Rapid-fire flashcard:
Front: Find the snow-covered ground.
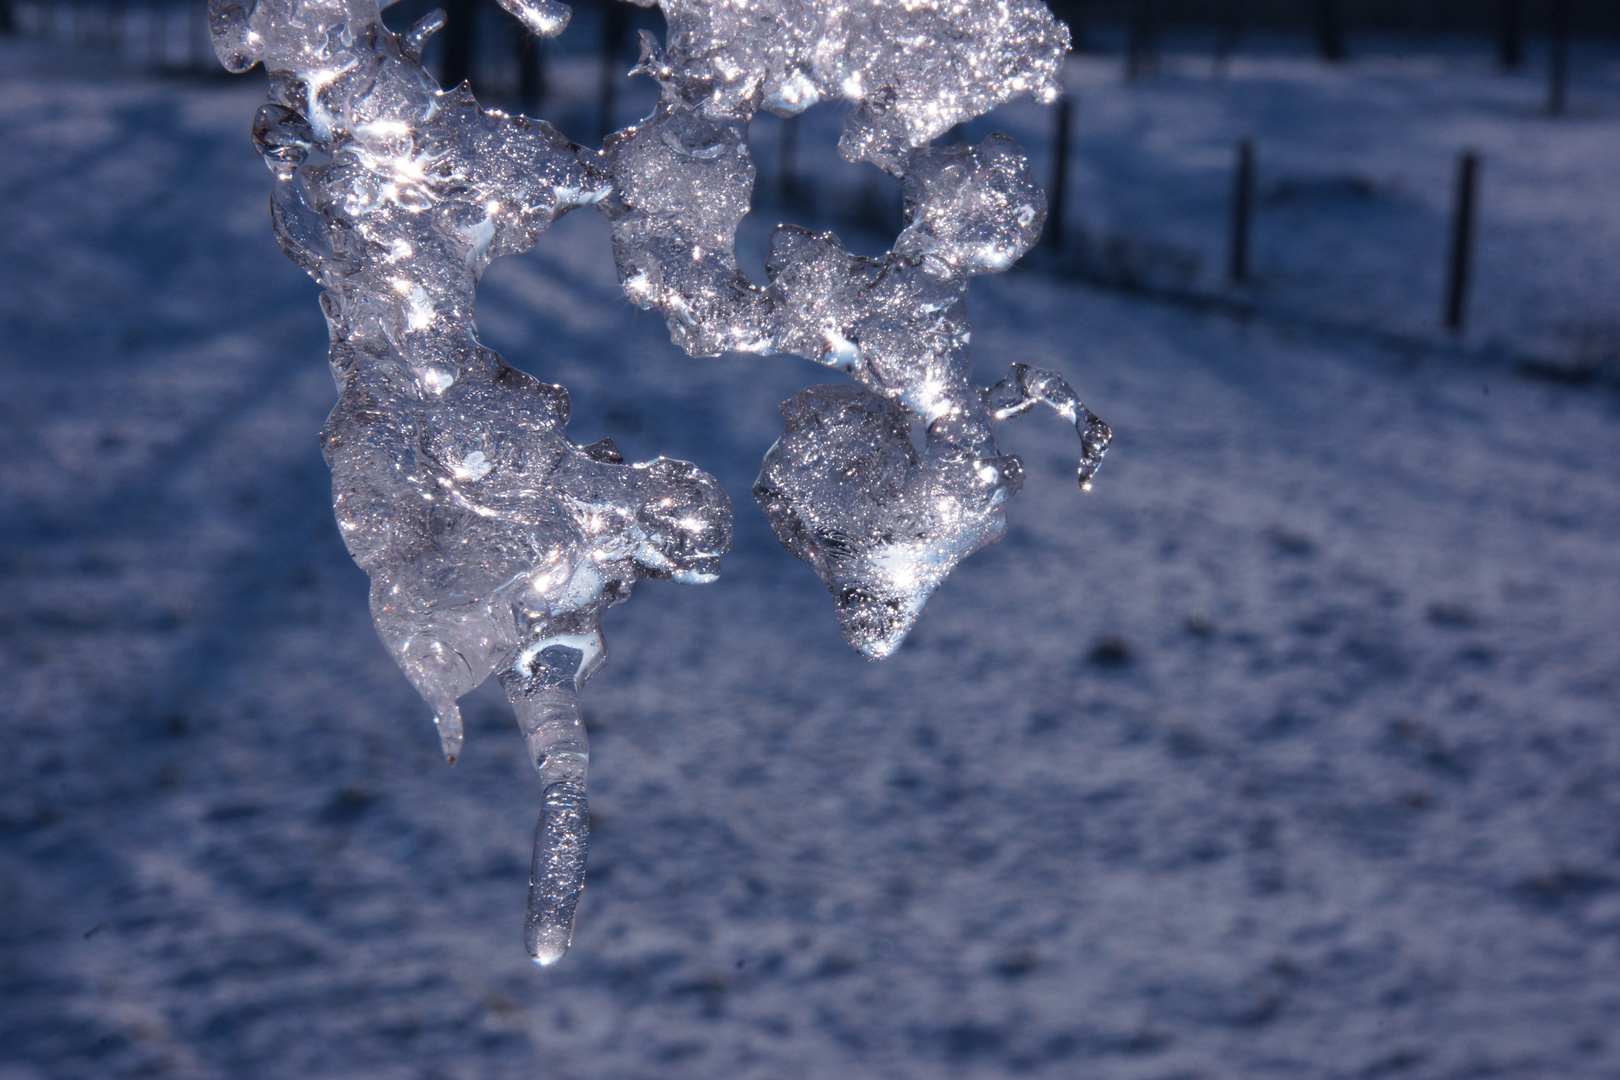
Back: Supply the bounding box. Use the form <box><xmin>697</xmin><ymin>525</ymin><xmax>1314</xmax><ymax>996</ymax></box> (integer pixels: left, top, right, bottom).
<box><xmin>3</xmin><ymin>31</ymin><xmax>1620</xmax><ymax>1080</ymax></box>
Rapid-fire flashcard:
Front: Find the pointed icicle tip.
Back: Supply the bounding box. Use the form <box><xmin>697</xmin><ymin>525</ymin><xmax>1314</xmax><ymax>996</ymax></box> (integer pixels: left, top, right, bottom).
<box><xmin>529</xmin><ymin>933</ymin><xmax>571</xmax><ymax>967</ymax></box>
<box><xmin>496</xmin><ymin>0</ymin><xmax>571</xmax><ymax>38</ymax></box>
<box><xmin>434</xmin><ymin>704</ymin><xmax>465</xmax><ymax>766</ymax></box>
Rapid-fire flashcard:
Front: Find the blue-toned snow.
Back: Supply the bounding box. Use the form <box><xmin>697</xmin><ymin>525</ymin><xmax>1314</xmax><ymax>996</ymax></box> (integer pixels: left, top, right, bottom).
<box><xmin>2</xmin><ymin>31</ymin><xmax>1620</xmax><ymax>1080</ymax></box>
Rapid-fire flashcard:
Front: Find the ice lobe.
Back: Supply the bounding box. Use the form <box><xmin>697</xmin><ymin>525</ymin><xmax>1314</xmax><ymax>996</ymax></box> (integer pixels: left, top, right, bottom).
<box><xmin>496</xmin><ymin>0</ymin><xmax>572</xmax><ymax>38</ymax></box>
<box><xmin>639</xmin><ymin>0</ymin><xmax>1069</xmax><ymax>165</ymax></box>
<box><xmin>210</xmin><ymin>0</ymin><xmax>732</xmax><ymax>965</ymax></box>
<box><xmin>601</xmin><ymin>0</ymin><xmax>1110</xmax><ymax>657</ymax></box>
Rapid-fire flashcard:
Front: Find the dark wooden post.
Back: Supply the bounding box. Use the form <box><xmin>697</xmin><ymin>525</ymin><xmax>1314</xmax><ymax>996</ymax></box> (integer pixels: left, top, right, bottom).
<box><xmin>779</xmin><ymin>114</ymin><xmax>798</xmax><ymax>205</ymax></box>
<box><xmin>150</xmin><ymin>2</ymin><xmax>166</xmax><ymax>65</ymax></box>
<box><xmin>1497</xmin><ymin>0</ymin><xmax>1522</xmax><ymax>69</ymax></box>
<box><xmin>516</xmin><ymin>23</ymin><xmax>544</xmax><ymax>110</ymax></box>
<box><xmin>1444</xmin><ymin>151</ymin><xmax>1479</xmax><ymax>334</ymax></box>
<box><xmin>1046</xmin><ymin>94</ymin><xmax>1073</xmax><ymax>251</ymax></box>
<box><xmin>1125</xmin><ymin>0</ymin><xmax>1159</xmax><ymax>80</ymax></box>
<box><xmin>0</xmin><ymin>0</ymin><xmax>14</xmax><ymax>36</ymax></box>
<box><xmin>1066</xmin><ymin>0</ymin><xmax>1088</xmax><ymax>53</ymax></box>
<box><xmin>111</xmin><ymin>0</ymin><xmax>127</xmax><ymax>56</ymax></box>
<box><xmin>597</xmin><ymin>1</ymin><xmax>629</xmax><ymax>143</ymax></box>
<box><xmin>440</xmin><ymin>0</ymin><xmax>477</xmax><ymax>92</ymax></box>
<box><xmin>190</xmin><ymin>0</ymin><xmax>209</xmax><ymax>70</ymax></box>
<box><xmin>1315</xmin><ymin>0</ymin><xmax>1345</xmax><ymax>62</ymax></box>
<box><xmin>1547</xmin><ymin>0</ymin><xmax>1570</xmax><ymax>116</ymax></box>
<box><xmin>1228</xmin><ymin>137</ymin><xmax>1254</xmax><ymax>284</ymax></box>
<box><xmin>1213</xmin><ymin>0</ymin><xmax>1243</xmax><ymax>77</ymax></box>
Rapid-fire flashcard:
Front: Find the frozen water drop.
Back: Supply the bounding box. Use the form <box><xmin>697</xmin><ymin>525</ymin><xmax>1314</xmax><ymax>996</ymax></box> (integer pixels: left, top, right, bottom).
<box><xmin>497</xmin><ymin>0</ymin><xmax>571</xmax><ymax>38</ymax></box>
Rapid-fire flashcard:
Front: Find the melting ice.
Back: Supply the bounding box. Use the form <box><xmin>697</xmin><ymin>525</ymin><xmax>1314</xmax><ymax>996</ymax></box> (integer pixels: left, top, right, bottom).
<box><xmin>210</xmin><ymin>0</ymin><xmax>1108</xmax><ymax>965</ymax></box>
<box><xmin>596</xmin><ymin>5</ymin><xmax>1111</xmax><ymax>658</ymax></box>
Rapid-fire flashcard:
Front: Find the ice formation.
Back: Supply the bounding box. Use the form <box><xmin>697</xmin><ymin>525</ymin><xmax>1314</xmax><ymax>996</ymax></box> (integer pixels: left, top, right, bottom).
<box><xmin>209</xmin><ymin>0</ymin><xmax>732</xmax><ymax>965</ymax></box>
<box><xmin>211</xmin><ymin>0</ymin><xmax>1107</xmax><ymax>965</ymax></box>
<box><xmin>597</xmin><ymin>0</ymin><xmax>1111</xmax><ymax>657</ymax></box>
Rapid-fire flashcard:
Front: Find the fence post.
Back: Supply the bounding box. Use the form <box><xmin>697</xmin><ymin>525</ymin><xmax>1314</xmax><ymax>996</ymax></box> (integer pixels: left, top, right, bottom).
<box><xmin>149</xmin><ymin>2</ymin><xmax>165</xmax><ymax>65</ymax></box>
<box><xmin>440</xmin><ymin>0</ymin><xmax>477</xmax><ymax>92</ymax></box>
<box><xmin>1315</xmin><ymin>0</ymin><xmax>1345</xmax><ymax>62</ymax></box>
<box><xmin>597</xmin><ymin>1</ymin><xmax>629</xmax><ymax>143</ymax></box>
<box><xmin>1213</xmin><ymin>0</ymin><xmax>1243</xmax><ymax>77</ymax></box>
<box><xmin>1125</xmin><ymin>0</ymin><xmax>1159</xmax><ymax>80</ymax></box>
<box><xmin>1547</xmin><ymin>0</ymin><xmax>1570</xmax><ymax>116</ymax></box>
<box><xmin>190</xmin><ymin>1</ymin><xmax>209</xmax><ymax>70</ymax></box>
<box><xmin>516</xmin><ymin>23</ymin><xmax>544</xmax><ymax>111</ymax></box>
<box><xmin>1444</xmin><ymin>151</ymin><xmax>1479</xmax><ymax>334</ymax></box>
<box><xmin>779</xmin><ymin>114</ymin><xmax>798</xmax><ymax>205</ymax></box>
<box><xmin>1497</xmin><ymin>0</ymin><xmax>1522</xmax><ymax>69</ymax></box>
<box><xmin>1067</xmin><ymin>2</ymin><xmax>1087</xmax><ymax>53</ymax></box>
<box><xmin>1228</xmin><ymin>137</ymin><xmax>1254</xmax><ymax>284</ymax></box>
<box><xmin>1046</xmin><ymin>94</ymin><xmax>1072</xmax><ymax>251</ymax></box>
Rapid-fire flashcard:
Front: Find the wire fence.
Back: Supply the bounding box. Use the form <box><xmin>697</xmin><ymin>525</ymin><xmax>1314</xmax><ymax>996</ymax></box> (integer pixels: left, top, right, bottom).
<box><xmin>5</xmin><ymin>0</ymin><xmax>1617</xmax><ymax>374</ymax></box>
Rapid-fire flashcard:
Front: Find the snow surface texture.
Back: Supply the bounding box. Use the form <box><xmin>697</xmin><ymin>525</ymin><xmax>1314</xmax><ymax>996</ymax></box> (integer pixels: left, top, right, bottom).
<box><xmin>5</xmin><ymin>33</ymin><xmax>1620</xmax><ymax>1080</ymax></box>
<box><xmin>207</xmin><ymin>0</ymin><xmax>1108</xmax><ymax>964</ymax></box>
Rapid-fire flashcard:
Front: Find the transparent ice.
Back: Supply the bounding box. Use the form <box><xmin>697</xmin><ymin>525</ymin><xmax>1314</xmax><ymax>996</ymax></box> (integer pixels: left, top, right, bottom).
<box><xmin>596</xmin><ymin>1</ymin><xmax>1111</xmax><ymax>657</ymax></box>
<box><xmin>211</xmin><ymin>0</ymin><xmax>1108</xmax><ymax>965</ymax></box>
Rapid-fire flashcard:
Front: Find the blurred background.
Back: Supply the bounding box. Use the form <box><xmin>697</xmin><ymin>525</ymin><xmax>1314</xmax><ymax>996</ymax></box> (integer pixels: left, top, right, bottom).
<box><xmin>2</xmin><ymin>2</ymin><xmax>1618</xmax><ymax>1078</ymax></box>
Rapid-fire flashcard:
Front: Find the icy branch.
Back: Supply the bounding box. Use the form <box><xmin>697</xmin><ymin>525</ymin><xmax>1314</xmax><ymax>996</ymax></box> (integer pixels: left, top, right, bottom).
<box><xmin>210</xmin><ymin>0</ymin><xmax>731</xmax><ymax>964</ymax></box>
<box><xmin>211</xmin><ymin>0</ymin><xmax>1110</xmax><ymax>964</ymax></box>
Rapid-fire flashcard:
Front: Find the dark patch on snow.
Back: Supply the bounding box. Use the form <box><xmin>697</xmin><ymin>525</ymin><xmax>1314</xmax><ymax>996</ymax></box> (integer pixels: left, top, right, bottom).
<box><xmin>1514</xmin><ymin>867</ymin><xmax>1615</xmax><ymax>910</ymax></box>
<box><xmin>1425</xmin><ymin>601</ymin><xmax>1479</xmax><ymax>628</ymax></box>
<box><xmin>1266</xmin><ymin>526</ymin><xmax>1316</xmax><ymax>557</ymax></box>
<box><xmin>1088</xmin><ymin>635</ymin><xmax>1134</xmax><ymax>667</ymax></box>
<box><xmin>318</xmin><ymin>786</ymin><xmax>376</xmax><ymax>824</ymax></box>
